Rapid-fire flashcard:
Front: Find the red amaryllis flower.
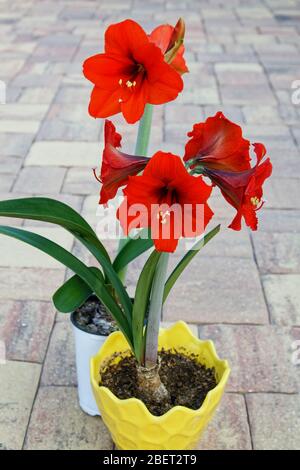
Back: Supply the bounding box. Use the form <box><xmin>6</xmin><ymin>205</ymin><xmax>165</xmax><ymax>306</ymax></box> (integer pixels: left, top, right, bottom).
<box><xmin>83</xmin><ymin>19</ymin><xmax>184</xmax><ymax>124</ymax></box>
<box><xmin>149</xmin><ymin>18</ymin><xmax>188</xmax><ymax>75</ymax></box>
<box><xmin>94</xmin><ymin>120</ymin><xmax>149</xmax><ymax>204</ymax></box>
<box><xmin>117</xmin><ymin>152</ymin><xmax>213</xmax><ymax>252</ymax></box>
<box><xmin>204</xmin><ymin>143</ymin><xmax>272</xmax><ymax>231</ymax></box>
<box><xmin>184</xmin><ymin>112</ymin><xmax>251</xmax><ymax>172</ymax></box>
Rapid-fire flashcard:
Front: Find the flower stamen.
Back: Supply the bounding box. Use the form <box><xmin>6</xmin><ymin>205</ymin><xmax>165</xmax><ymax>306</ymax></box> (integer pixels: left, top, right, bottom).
<box><xmin>119</xmin><ymin>77</ymin><xmax>137</xmax><ymax>89</ymax></box>
<box><xmin>251</xmin><ymin>196</ymin><xmax>260</xmax><ymax>207</ymax></box>
<box><xmin>157</xmin><ymin>210</ymin><xmax>170</xmax><ymax>225</ymax></box>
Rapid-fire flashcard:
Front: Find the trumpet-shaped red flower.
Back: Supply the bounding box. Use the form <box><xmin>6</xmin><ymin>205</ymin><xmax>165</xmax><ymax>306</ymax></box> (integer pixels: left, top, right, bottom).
<box><xmin>184</xmin><ymin>112</ymin><xmax>251</xmax><ymax>172</ymax></box>
<box><xmin>94</xmin><ymin>120</ymin><xmax>149</xmax><ymax>205</ymax></box>
<box><xmin>149</xmin><ymin>18</ymin><xmax>188</xmax><ymax>75</ymax></box>
<box><xmin>204</xmin><ymin>143</ymin><xmax>272</xmax><ymax>231</ymax></box>
<box><xmin>83</xmin><ymin>19</ymin><xmax>184</xmax><ymax>124</ymax></box>
<box><xmin>183</xmin><ymin>112</ymin><xmax>272</xmax><ymax>230</ymax></box>
<box><xmin>117</xmin><ymin>152</ymin><xmax>213</xmax><ymax>252</ymax></box>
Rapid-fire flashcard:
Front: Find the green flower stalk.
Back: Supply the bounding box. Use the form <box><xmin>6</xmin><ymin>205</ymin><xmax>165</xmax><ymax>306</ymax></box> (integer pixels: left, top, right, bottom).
<box><xmin>117</xmin><ymin>105</ymin><xmax>153</xmax><ymax>282</ymax></box>
<box><xmin>145</xmin><ymin>252</ymin><xmax>169</xmax><ymax>368</ymax></box>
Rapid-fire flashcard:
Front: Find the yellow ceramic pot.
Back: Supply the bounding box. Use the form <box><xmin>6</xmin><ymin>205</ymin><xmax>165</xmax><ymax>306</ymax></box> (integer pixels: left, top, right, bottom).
<box><xmin>90</xmin><ymin>321</ymin><xmax>230</xmax><ymax>450</ymax></box>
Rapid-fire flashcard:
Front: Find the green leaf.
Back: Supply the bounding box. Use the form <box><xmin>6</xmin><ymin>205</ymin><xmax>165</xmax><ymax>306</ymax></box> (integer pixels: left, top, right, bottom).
<box><xmin>0</xmin><ymin>197</ymin><xmax>109</xmax><ymax>259</ymax></box>
<box><xmin>91</xmin><ymin>248</ymin><xmax>133</xmax><ymax>326</ymax></box>
<box><xmin>132</xmin><ymin>250</ymin><xmax>161</xmax><ymax>364</ymax></box>
<box><xmin>0</xmin><ymin>225</ymin><xmax>133</xmax><ymax>349</ymax></box>
<box><xmin>163</xmin><ymin>225</ymin><xmax>221</xmax><ymax>302</ymax></box>
<box><xmin>113</xmin><ymin>228</ymin><xmax>153</xmax><ymax>275</ymax></box>
<box><xmin>53</xmin><ymin>267</ymin><xmax>103</xmax><ymax>313</ymax></box>
<box><xmin>0</xmin><ymin>197</ymin><xmax>133</xmax><ymax>326</ymax></box>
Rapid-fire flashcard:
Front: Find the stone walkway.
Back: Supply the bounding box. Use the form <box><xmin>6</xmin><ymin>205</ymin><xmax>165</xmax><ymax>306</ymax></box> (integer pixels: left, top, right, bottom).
<box><xmin>0</xmin><ymin>0</ymin><xmax>300</xmax><ymax>450</ymax></box>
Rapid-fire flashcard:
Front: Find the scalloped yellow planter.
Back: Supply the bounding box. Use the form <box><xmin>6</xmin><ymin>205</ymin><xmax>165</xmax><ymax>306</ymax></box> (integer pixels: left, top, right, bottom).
<box><xmin>90</xmin><ymin>321</ymin><xmax>230</xmax><ymax>450</ymax></box>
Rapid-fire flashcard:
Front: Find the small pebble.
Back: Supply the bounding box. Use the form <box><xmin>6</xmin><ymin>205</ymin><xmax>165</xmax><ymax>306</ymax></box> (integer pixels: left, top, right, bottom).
<box><xmin>73</xmin><ymin>297</ymin><xmax>118</xmax><ymax>335</ymax></box>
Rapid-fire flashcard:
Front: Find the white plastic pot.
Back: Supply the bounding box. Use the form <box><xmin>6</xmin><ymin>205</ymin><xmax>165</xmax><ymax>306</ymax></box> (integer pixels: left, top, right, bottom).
<box><xmin>71</xmin><ymin>312</ymin><xmax>107</xmax><ymax>416</ymax></box>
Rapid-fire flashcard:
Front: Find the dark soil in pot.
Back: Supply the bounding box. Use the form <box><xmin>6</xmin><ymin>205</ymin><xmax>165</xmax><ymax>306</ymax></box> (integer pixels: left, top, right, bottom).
<box><xmin>100</xmin><ymin>350</ymin><xmax>217</xmax><ymax>416</ymax></box>
<box><xmin>72</xmin><ymin>295</ymin><xmax>118</xmax><ymax>336</ymax></box>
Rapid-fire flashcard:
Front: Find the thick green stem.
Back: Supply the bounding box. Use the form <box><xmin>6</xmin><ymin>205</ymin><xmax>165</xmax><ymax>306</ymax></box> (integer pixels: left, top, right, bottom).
<box><xmin>144</xmin><ymin>252</ymin><xmax>169</xmax><ymax>368</ymax></box>
<box><xmin>117</xmin><ymin>104</ymin><xmax>153</xmax><ymax>282</ymax></box>
<box><xmin>134</xmin><ymin>104</ymin><xmax>153</xmax><ymax>156</ymax></box>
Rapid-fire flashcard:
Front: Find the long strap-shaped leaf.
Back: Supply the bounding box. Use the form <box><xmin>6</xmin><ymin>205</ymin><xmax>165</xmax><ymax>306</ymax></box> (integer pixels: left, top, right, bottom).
<box><xmin>132</xmin><ymin>250</ymin><xmax>161</xmax><ymax>364</ymax></box>
<box><xmin>0</xmin><ymin>198</ymin><xmax>132</xmax><ymax>324</ymax></box>
<box><xmin>163</xmin><ymin>224</ymin><xmax>221</xmax><ymax>302</ymax></box>
<box><xmin>0</xmin><ymin>225</ymin><xmax>133</xmax><ymax>349</ymax></box>
<box><xmin>0</xmin><ymin>197</ymin><xmax>108</xmax><ymax>256</ymax></box>
<box><xmin>53</xmin><ymin>267</ymin><xmax>102</xmax><ymax>313</ymax></box>
<box><xmin>113</xmin><ymin>228</ymin><xmax>153</xmax><ymax>276</ymax></box>
<box><xmin>55</xmin><ymin>229</ymin><xmax>154</xmax><ymax>313</ymax></box>
<box><xmin>89</xmin><ymin>243</ymin><xmax>133</xmax><ymax>325</ymax></box>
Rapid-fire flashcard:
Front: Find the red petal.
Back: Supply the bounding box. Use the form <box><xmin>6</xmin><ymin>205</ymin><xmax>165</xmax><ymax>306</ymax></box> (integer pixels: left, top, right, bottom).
<box><xmin>228</xmin><ymin>210</ymin><xmax>243</xmax><ymax>231</ymax></box>
<box><xmin>88</xmin><ymin>86</ymin><xmax>121</xmax><ymax>118</ymax></box>
<box><xmin>117</xmin><ymin>175</ymin><xmax>160</xmax><ymax>235</ymax></box>
<box><xmin>99</xmin><ymin>120</ymin><xmax>149</xmax><ymax>204</ymax></box>
<box><xmin>177</xmin><ymin>174</ymin><xmax>212</xmax><ymax>205</ymax></box>
<box><xmin>242</xmin><ymin>205</ymin><xmax>258</xmax><ymax>231</ymax></box>
<box><xmin>99</xmin><ymin>183</ymin><xmax>118</xmax><ymax>205</ymax></box>
<box><xmin>151</xmin><ymin>205</ymin><xmax>181</xmax><ymax>253</ymax></box>
<box><xmin>258</xmin><ymin>157</ymin><xmax>273</xmax><ymax>185</ymax></box>
<box><xmin>134</xmin><ymin>42</ymin><xmax>164</xmax><ymax>76</ymax></box>
<box><xmin>117</xmin><ymin>197</ymin><xmax>149</xmax><ymax>235</ymax></box>
<box><xmin>253</xmin><ymin>142</ymin><xmax>267</xmax><ymax>164</ymax></box>
<box><xmin>123</xmin><ymin>175</ymin><xmax>163</xmax><ymax>204</ymax></box>
<box><xmin>121</xmin><ymin>78</ymin><xmax>148</xmax><ymax>124</ymax></box>
<box><xmin>170</xmin><ymin>45</ymin><xmax>189</xmax><ymax>74</ymax></box>
<box><xmin>104</xmin><ymin>19</ymin><xmax>149</xmax><ymax>57</ymax></box>
<box><xmin>99</xmin><ymin>160</ymin><xmax>147</xmax><ymax>204</ymax></box>
<box><xmin>153</xmin><ymin>236</ymin><xmax>179</xmax><ymax>253</ymax></box>
<box><xmin>179</xmin><ymin>200</ymin><xmax>214</xmax><ymax>238</ymax></box>
<box><xmin>149</xmin><ymin>24</ymin><xmax>173</xmax><ymax>53</ymax></box>
<box><xmin>147</xmin><ymin>60</ymin><xmax>183</xmax><ymax>104</ymax></box>
<box><xmin>143</xmin><ymin>151</ymin><xmax>186</xmax><ymax>179</ymax></box>
<box><xmin>104</xmin><ymin>119</ymin><xmax>122</xmax><ymax>148</ymax></box>
<box><xmin>228</xmin><ymin>158</ymin><xmax>272</xmax><ymax>231</ymax></box>
<box><xmin>83</xmin><ymin>54</ymin><xmax>132</xmax><ymax>89</ymax></box>
<box><xmin>184</xmin><ymin>112</ymin><xmax>251</xmax><ymax>172</ymax></box>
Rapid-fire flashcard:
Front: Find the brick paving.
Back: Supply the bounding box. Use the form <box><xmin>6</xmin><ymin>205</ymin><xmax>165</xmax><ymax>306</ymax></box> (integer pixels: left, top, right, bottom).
<box><xmin>0</xmin><ymin>0</ymin><xmax>300</xmax><ymax>450</ymax></box>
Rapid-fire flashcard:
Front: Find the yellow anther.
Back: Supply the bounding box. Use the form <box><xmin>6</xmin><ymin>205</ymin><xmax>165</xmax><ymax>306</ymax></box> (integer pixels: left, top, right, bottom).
<box><xmin>251</xmin><ymin>196</ymin><xmax>260</xmax><ymax>207</ymax></box>
<box><xmin>118</xmin><ymin>98</ymin><xmax>122</xmax><ymax>103</ymax></box>
<box><xmin>126</xmin><ymin>80</ymin><xmax>133</xmax><ymax>88</ymax></box>
<box><xmin>133</xmin><ymin>81</ymin><xmax>136</xmax><ymax>86</ymax></box>
<box><xmin>119</xmin><ymin>78</ymin><xmax>122</xmax><ymax>85</ymax></box>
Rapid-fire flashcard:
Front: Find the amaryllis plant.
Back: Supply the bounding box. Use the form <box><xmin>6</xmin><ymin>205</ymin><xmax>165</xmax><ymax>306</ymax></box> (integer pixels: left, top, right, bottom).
<box><xmin>0</xmin><ymin>18</ymin><xmax>271</xmax><ymax>404</ymax></box>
